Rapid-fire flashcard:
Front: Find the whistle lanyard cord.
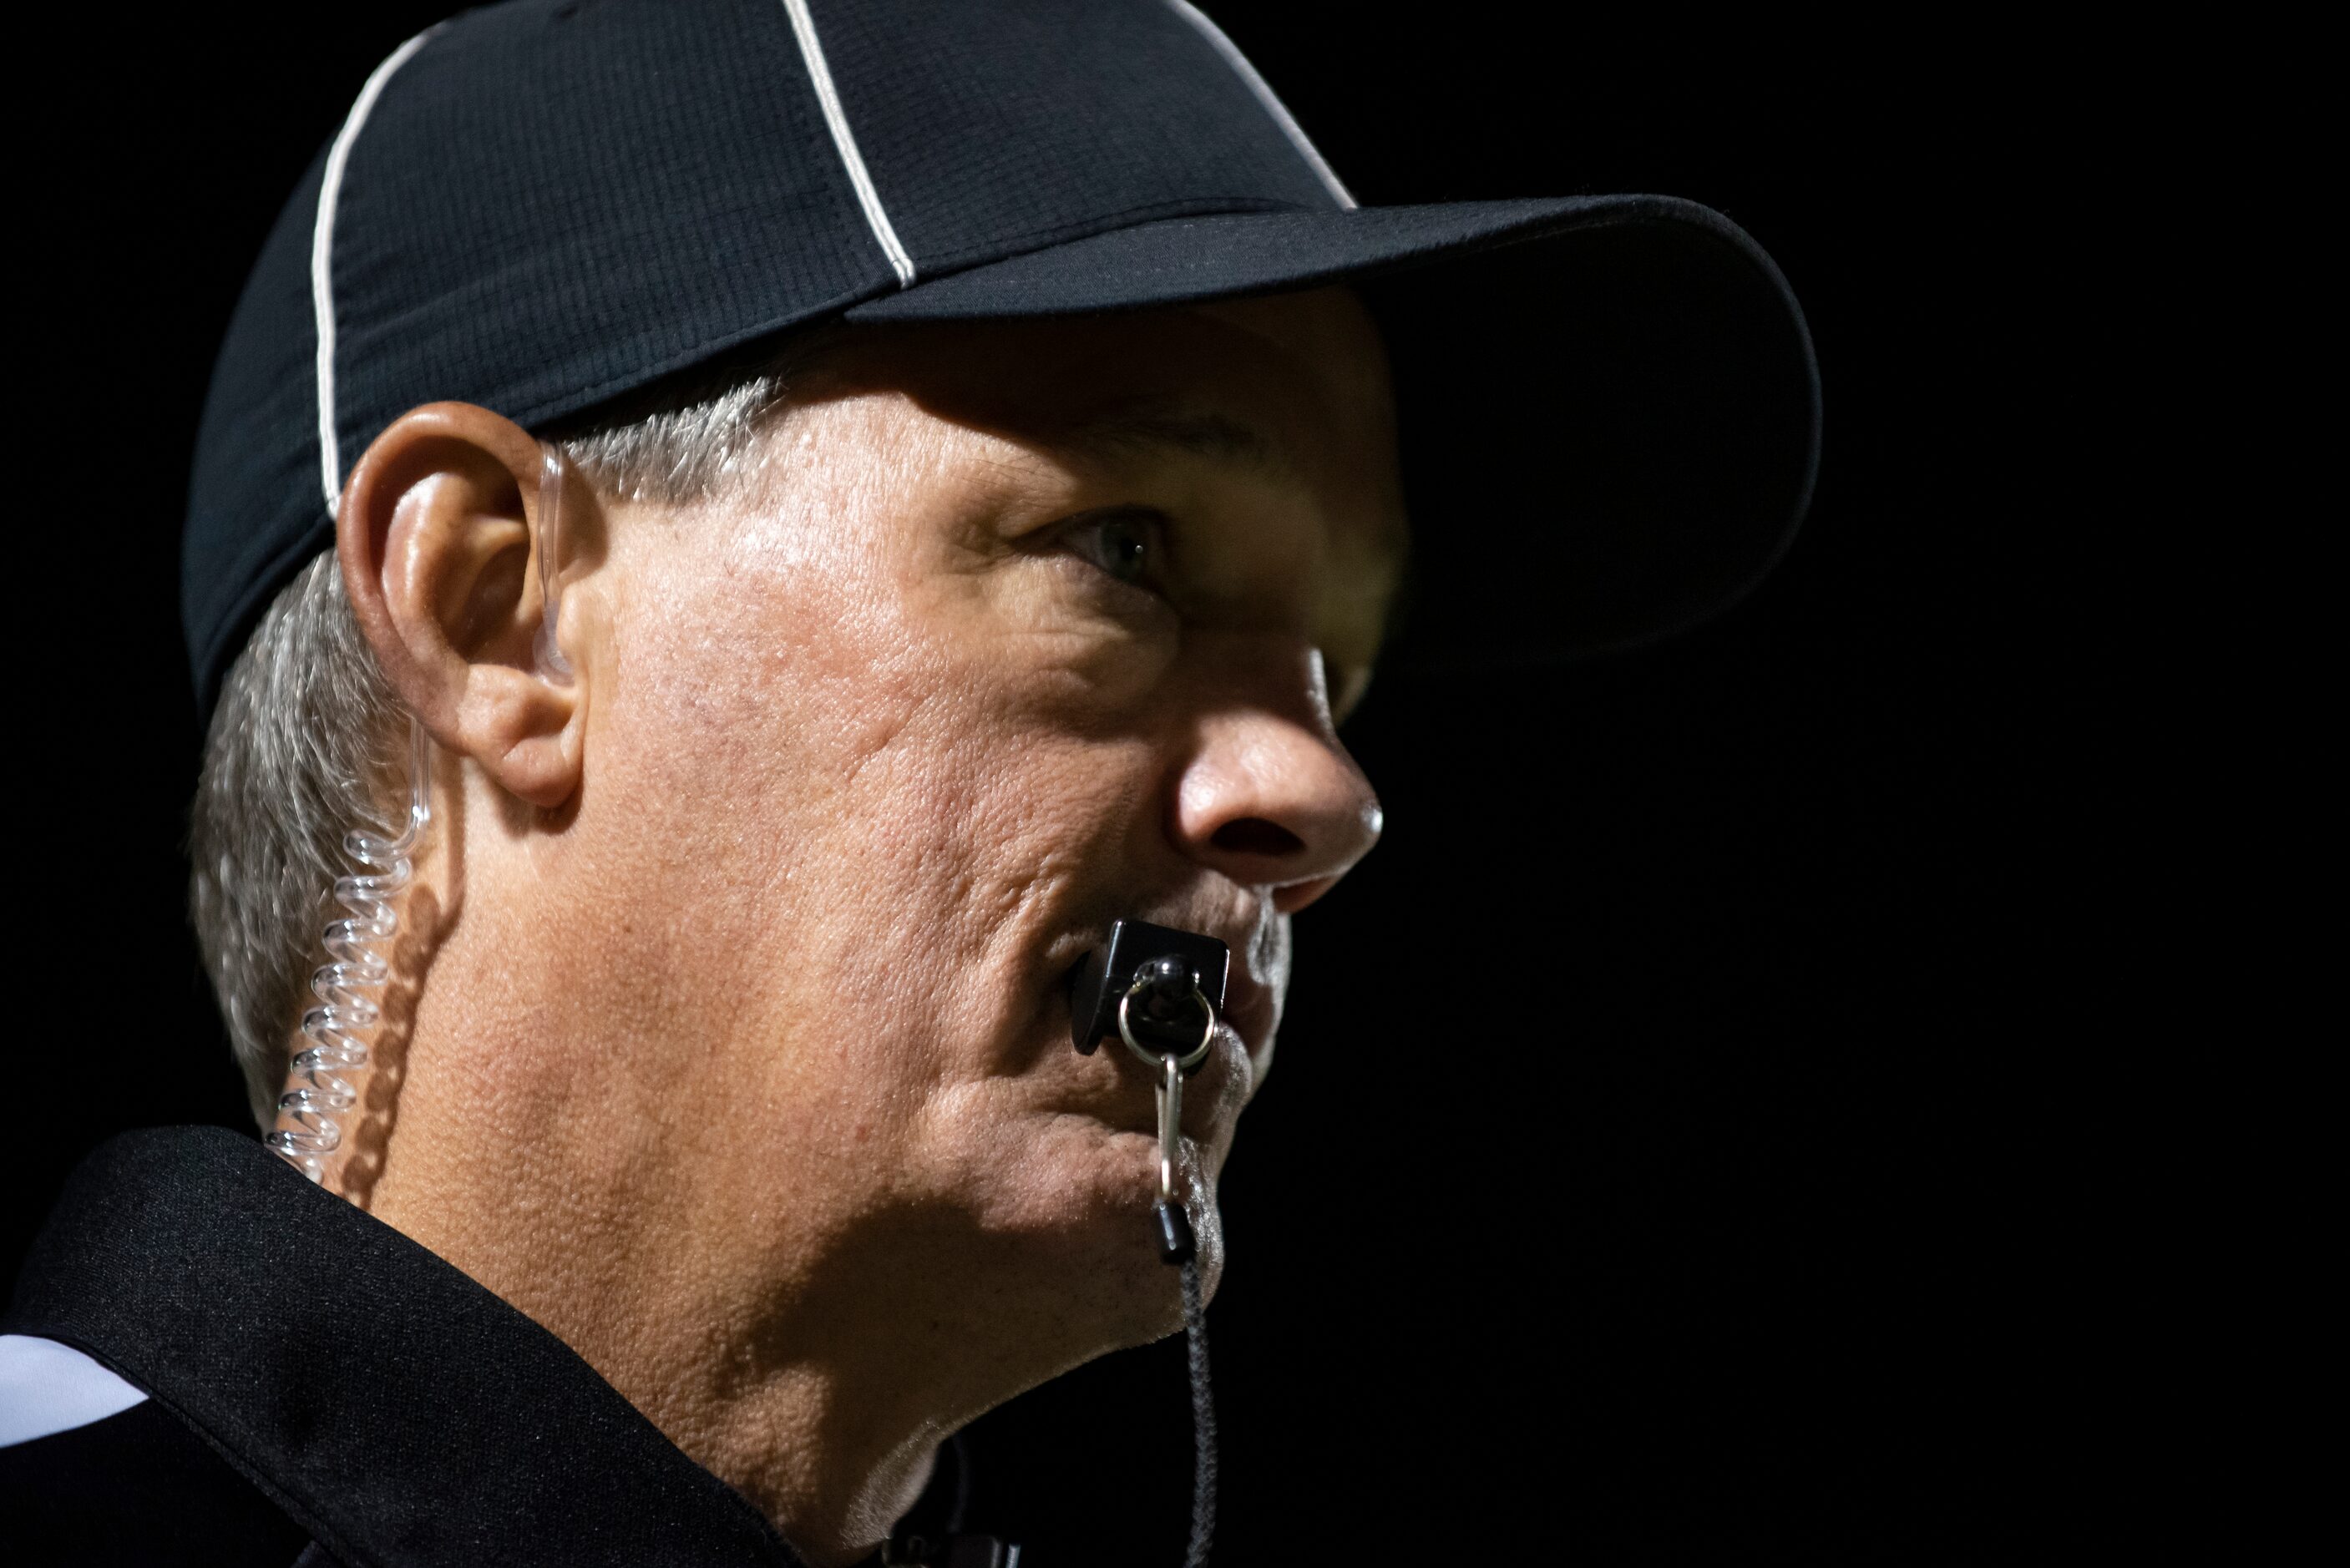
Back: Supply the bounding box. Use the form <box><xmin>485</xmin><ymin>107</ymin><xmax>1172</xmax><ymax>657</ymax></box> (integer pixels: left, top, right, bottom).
<box><xmin>1179</xmin><ymin>1258</ymin><xmax>1218</xmax><ymax>1568</ymax></box>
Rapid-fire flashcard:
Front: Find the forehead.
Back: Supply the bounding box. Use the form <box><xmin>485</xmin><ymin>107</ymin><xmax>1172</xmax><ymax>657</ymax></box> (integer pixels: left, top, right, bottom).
<box><xmin>809</xmin><ymin>288</ymin><xmax>1407</xmax><ymax>545</ymax></box>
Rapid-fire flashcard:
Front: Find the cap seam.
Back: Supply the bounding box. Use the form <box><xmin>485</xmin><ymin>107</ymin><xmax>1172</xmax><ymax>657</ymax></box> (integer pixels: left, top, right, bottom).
<box><xmin>910</xmin><ymin>194</ymin><xmax>1312</xmax><ymax>277</ymax></box>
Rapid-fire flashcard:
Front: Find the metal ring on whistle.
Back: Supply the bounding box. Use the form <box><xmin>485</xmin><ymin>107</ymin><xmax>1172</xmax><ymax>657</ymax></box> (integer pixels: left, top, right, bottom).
<box><xmin>1117</xmin><ymin>982</ymin><xmax>1217</xmax><ymax>1074</ymax></box>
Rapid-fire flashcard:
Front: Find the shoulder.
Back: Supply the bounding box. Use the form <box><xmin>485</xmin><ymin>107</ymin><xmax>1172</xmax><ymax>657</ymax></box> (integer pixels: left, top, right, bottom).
<box><xmin>1</xmin><ymin>1334</ymin><xmax>323</xmax><ymax>1567</ymax></box>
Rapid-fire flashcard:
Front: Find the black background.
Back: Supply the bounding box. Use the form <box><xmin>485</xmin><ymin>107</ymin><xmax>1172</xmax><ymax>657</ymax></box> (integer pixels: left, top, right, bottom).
<box><xmin>12</xmin><ymin>5</ymin><xmax>2161</xmax><ymax>1562</ymax></box>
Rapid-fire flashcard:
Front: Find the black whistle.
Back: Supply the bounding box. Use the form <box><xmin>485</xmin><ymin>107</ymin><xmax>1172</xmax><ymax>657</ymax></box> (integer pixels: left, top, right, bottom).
<box><xmin>1069</xmin><ymin>918</ymin><xmax>1230</xmax><ymax>1057</ymax></box>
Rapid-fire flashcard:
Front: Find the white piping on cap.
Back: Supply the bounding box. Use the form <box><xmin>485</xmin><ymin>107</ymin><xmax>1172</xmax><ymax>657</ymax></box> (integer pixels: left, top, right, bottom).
<box><xmin>313</xmin><ymin>26</ymin><xmax>444</xmax><ymax>512</ymax></box>
<box><xmin>1164</xmin><ymin>1</ymin><xmax>1356</xmax><ymax>211</ymax></box>
<box><xmin>779</xmin><ymin>0</ymin><xmax>918</xmax><ymax>287</ymax></box>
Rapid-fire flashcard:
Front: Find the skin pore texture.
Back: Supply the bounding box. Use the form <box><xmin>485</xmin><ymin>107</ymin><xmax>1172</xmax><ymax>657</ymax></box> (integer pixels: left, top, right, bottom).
<box><xmin>327</xmin><ymin>287</ymin><xmax>1404</xmax><ymax>1564</ymax></box>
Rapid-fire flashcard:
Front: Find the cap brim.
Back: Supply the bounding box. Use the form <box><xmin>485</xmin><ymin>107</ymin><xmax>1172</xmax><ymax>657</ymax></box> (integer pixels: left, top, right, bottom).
<box><xmin>848</xmin><ymin>194</ymin><xmax>1821</xmax><ymax>665</ymax></box>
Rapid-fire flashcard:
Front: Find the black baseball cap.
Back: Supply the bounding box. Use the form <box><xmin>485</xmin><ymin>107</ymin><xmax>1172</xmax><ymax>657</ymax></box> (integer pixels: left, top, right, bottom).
<box><xmin>184</xmin><ymin>0</ymin><xmax>1819</xmax><ymax>722</ymax></box>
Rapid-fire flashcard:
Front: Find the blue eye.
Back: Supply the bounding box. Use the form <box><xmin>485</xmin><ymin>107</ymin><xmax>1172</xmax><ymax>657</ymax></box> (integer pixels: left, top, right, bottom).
<box><xmin>1066</xmin><ymin>508</ymin><xmax>1162</xmax><ymax>585</ymax></box>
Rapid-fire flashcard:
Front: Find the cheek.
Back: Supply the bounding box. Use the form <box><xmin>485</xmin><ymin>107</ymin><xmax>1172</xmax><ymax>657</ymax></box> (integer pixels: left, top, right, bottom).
<box><xmin>573</xmin><ymin>524</ymin><xmax>945</xmax><ymax>1064</ymax></box>
<box><xmin>586</xmin><ymin>509</ymin><xmax>1166</xmax><ymax>1115</ymax></box>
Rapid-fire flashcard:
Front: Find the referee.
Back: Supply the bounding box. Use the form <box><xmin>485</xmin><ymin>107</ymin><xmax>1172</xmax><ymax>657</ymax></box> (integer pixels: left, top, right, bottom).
<box><xmin>0</xmin><ymin>3</ymin><xmax>1815</xmax><ymax>1563</ymax></box>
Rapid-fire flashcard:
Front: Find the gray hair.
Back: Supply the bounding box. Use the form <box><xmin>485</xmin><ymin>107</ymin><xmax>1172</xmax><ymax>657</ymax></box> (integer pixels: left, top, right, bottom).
<box><xmin>193</xmin><ymin>335</ymin><xmax>839</xmax><ymax>1126</ymax></box>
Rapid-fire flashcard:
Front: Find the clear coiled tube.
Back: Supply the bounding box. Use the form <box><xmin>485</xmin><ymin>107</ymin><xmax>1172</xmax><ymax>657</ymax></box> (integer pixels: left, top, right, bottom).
<box><xmin>266</xmin><ymin>443</ymin><xmax>569</xmax><ymax>1182</ymax></box>
<box><xmin>266</xmin><ymin>708</ymin><xmax>433</xmax><ymax>1183</ymax></box>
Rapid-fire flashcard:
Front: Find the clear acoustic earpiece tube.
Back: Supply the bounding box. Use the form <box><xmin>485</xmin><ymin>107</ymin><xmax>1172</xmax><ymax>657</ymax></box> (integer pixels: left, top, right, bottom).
<box><xmin>267</xmin><ymin>443</ymin><xmax>573</xmax><ymax>1183</ymax></box>
<box><xmin>266</xmin><ymin>713</ymin><xmax>432</xmax><ymax>1182</ymax></box>
<box><xmin>533</xmin><ymin>441</ymin><xmax>575</xmax><ymax>688</ymax></box>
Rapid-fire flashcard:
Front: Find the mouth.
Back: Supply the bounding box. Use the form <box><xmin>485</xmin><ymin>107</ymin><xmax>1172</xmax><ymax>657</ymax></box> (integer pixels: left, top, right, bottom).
<box><xmin>1053</xmin><ymin>922</ymin><xmax>1274</xmax><ymax>1139</ymax></box>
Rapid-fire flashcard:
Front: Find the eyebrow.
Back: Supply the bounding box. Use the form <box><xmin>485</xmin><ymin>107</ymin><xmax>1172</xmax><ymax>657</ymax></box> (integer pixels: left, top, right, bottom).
<box><xmin>1049</xmin><ymin>404</ymin><xmax>1295</xmax><ymax>479</ymax></box>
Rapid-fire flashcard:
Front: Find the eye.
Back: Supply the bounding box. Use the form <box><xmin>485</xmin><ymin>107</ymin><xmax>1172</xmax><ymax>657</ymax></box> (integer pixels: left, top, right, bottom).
<box><xmin>1059</xmin><ymin>507</ymin><xmax>1166</xmax><ymax>589</ymax></box>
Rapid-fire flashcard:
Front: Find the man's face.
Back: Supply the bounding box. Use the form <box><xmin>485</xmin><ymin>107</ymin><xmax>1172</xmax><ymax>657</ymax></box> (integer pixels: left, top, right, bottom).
<box><xmin>550</xmin><ymin>286</ymin><xmax>1400</xmax><ymax>1349</ymax></box>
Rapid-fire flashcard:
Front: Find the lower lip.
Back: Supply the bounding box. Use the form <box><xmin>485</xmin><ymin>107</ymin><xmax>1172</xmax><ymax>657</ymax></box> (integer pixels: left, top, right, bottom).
<box><xmin>1087</xmin><ymin>1025</ymin><xmax>1244</xmax><ymax>1138</ymax></box>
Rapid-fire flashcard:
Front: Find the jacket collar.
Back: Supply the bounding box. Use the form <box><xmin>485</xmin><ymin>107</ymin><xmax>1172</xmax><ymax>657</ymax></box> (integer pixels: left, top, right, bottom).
<box><xmin>5</xmin><ymin>1126</ymin><xmax>809</xmax><ymax>1566</ymax></box>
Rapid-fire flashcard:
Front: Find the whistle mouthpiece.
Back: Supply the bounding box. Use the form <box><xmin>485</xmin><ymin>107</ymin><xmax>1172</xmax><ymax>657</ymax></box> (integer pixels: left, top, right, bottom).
<box><xmin>1069</xmin><ymin>918</ymin><xmax>1230</xmax><ymax>1055</ymax></box>
<box><xmin>1153</xmin><ymin>1198</ymin><xmax>1197</xmax><ymax>1265</ymax></box>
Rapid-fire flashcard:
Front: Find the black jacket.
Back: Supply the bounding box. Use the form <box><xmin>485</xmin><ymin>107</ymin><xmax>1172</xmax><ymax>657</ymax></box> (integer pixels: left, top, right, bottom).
<box><xmin>1</xmin><ymin>1129</ymin><xmax>989</xmax><ymax>1567</ymax></box>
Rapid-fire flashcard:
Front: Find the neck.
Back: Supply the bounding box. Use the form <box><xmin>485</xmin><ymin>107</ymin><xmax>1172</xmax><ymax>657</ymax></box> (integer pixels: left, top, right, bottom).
<box><xmin>344</xmin><ymin>971</ymin><xmax>989</xmax><ymax>1564</ymax></box>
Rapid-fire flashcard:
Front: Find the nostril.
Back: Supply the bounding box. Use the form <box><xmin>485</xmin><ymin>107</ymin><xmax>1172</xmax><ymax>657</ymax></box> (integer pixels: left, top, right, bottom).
<box><xmin>1211</xmin><ymin>817</ymin><xmax>1306</xmax><ymax>857</ymax></box>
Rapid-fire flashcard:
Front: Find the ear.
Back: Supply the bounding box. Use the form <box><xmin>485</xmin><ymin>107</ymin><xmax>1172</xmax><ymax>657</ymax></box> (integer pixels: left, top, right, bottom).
<box><xmin>337</xmin><ymin>402</ymin><xmax>587</xmax><ymax>809</ymax></box>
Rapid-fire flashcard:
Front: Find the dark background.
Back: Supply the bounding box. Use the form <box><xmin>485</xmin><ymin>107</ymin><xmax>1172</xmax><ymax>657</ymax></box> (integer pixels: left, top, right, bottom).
<box><xmin>13</xmin><ymin>5</ymin><xmax>2161</xmax><ymax>1562</ymax></box>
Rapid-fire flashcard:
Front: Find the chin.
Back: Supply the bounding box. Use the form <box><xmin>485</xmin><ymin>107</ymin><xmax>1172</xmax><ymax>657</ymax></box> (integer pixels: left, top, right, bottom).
<box><xmin>960</xmin><ymin>1114</ymin><xmax>1227</xmax><ymax>1348</ymax></box>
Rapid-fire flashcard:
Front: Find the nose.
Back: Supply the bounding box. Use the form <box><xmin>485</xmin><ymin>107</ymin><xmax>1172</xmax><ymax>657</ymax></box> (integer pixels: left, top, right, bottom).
<box><xmin>1173</xmin><ymin>640</ymin><xmax>1383</xmax><ymax>914</ymax></box>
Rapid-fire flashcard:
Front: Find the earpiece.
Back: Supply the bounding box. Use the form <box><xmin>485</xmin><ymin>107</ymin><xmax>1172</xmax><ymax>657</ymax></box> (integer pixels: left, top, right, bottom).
<box><xmin>534</xmin><ymin>443</ymin><xmax>576</xmax><ymax>686</ymax></box>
